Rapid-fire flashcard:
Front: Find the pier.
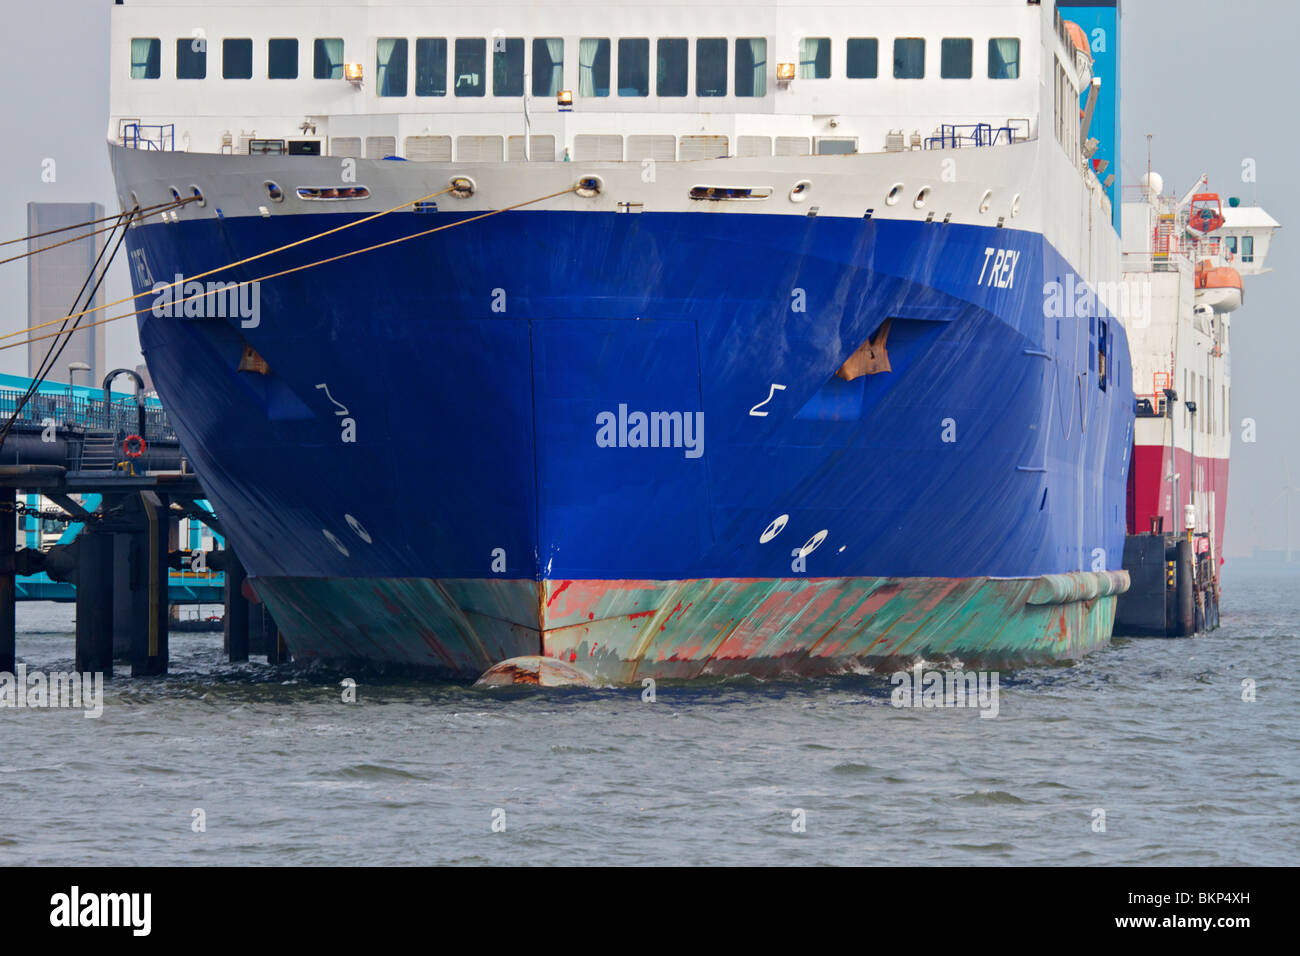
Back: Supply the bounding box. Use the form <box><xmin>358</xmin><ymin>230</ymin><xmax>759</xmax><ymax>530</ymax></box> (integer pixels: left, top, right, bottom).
<box><xmin>0</xmin><ymin>373</ymin><xmax>284</xmax><ymax>675</ymax></box>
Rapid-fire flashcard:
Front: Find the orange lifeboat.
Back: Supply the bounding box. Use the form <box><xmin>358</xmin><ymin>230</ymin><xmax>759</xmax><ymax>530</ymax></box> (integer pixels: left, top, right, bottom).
<box><xmin>1187</xmin><ymin>194</ymin><xmax>1225</xmax><ymax>238</ymax></box>
<box><xmin>1063</xmin><ymin>21</ymin><xmax>1093</xmax><ymax>62</ymax></box>
<box><xmin>1195</xmin><ymin>259</ymin><xmax>1243</xmax><ymax>313</ymax></box>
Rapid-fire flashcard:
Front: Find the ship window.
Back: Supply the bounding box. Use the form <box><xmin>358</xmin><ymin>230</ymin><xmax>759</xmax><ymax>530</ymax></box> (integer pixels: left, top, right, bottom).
<box><xmin>989</xmin><ymin>38</ymin><xmax>1020</xmax><ymax>79</ymax></box>
<box><xmin>493</xmin><ymin>37</ymin><xmax>524</xmax><ymax>96</ymax></box>
<box><xmin>799</xmin><ymin>38</ymin><xmax>830</xmax><ymax>79</ymax></box>
<box><xmin>893</xmin><ymin>38</ymin><xmax>925</xmax><ymax>79</ymax></box>
<box><xmin>619</xmin><ymin>39</ymin><xmax>650</xmax><ymax>96</ymax></box>
<box><xmin>1241</xmin><ymin>234</ymin><xmax>1254</xmax><ymax>263</ymax></box>
<box><xmin>130</xmin><ymin>38</ymin><xmax>161</xmax><ymax>79</ymax></box>
<box><xmin>533</xmin><ymin>38</ymin><xmax>563</xmax><ymax>96</ymax></box>
<box><xmin>314</xmin><ymin>38</ymin><xmax>344</xmax><ymax>79</ymax></box>
<box><xmin>176</xmin><ymin>38</ymin><xmax>207</xmax><ymax>79</ymax></box>
<box><xmin>657</xmin><ymin>39</ymin><xmax>688</xmax><ymax>96</ymax></box>
<box><xmin>1224</xmin><ymin>236</ymin><xmax>1237</xmax><ymax>254</ymax></box>
<box><xmin>697</xmin><ymin>38</ymin><xmax>727</xmax><ymax>96</ymax></box>
<box><xmin>416</xmin><ymin>38</ymin><xmax>447</xmax><ymax>96</ymax></box>
<box><xmin>454</xmin><ymin>38</ymin><xmax>486</xmax><ymax>96</ymax></box>
<box><xmin>579</xmin><ymin>38</ymin><xmax>610</xmax><ymax>96</ymax></box>
<box><xmin>378</xmin><ymin>38</ymin><xmax>409</xmax><ymax>96</ymax></box>
<box><xmin>268</xmin><ymin>39</ymin><xmax>298</xmax><ymax>79</ymax></box>
<box><xmin>223</xmin><ymin>39</ymin><xmax>252</xmax><ymax>80</ymax></box>
<box><xmin>941</xmin><ymin>38</ymin><xmax>972</xmax><ymax>79</ymax></box>
<box><xmin>846</xmin><ymin>38</ymin><xmax>878</xmax><ymax>78</ymax></box>
<box><xmin>735</xmin><ymin>38</ymin><xmax>766</xmax><ymax>96</ymax></box>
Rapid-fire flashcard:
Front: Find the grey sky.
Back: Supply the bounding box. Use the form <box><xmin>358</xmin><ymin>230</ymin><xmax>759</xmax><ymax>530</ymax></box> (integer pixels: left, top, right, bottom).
<box><xmin>0</xmin><ymin>0</ymin><xmax>1294</xmax><ymax>557</ymax></box>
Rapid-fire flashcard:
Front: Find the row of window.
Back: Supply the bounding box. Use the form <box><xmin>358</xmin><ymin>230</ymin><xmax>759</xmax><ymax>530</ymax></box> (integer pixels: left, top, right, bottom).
<box><xmin>1223</xmin><ymin>235</ymin><xmax>1255</xmax><ymax>263</ymax></box>
<box><xmin>131</xmin><ymin>37</ymin><xmax>344</xmax><ymax>80</ymax></box>
<box><xmin>1184</xmin><ymin>369</ymin><xmax>1224</xmax><ymax>437</ymax></box>
<box><xmin>130</xmin><ymin>35</ymin><xmax>1022</xmax><ymax>92</ymax></box>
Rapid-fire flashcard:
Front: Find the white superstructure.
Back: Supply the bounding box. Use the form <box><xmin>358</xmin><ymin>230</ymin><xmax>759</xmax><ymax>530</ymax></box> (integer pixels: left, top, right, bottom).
<box><xmin>109</xmin><ymin>0</ymin><xmax>1117</xmax><ymax>286</ymax></box>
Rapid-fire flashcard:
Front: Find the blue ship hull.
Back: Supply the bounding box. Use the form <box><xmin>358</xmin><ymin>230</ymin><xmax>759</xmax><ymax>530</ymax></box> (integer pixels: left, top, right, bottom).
<box><xmin>123</xmin><ymin>206</ymin><xmax>1134</xmax><ymax>676</ymax></box>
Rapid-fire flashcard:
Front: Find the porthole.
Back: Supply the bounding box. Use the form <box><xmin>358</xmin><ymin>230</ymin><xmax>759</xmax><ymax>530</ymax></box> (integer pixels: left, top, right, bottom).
<box><xmin>789</xmin><ymin>180</ymin><xmax>812</xmax><ymax>203</ymax></box>
<box><xmin>914</xmin><ymin>186</ymin><xmax>932</xmax><ymax>210</ymax></box>
<box><xmin>886</xmin><ymin>183</ymin><xmax>904</xmax><ymax>206</ymax></box>
<box><xmin>264</xmin><ymin>181</ymin><xmax>284</xmax><ymax>203</ymax></box>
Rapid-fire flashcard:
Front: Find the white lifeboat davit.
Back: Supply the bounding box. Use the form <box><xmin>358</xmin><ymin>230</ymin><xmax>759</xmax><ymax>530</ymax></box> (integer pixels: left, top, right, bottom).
<box><xmin>1195</xmin><ymin>259</ymin><xmax>1243</xmax><ymax>313</ymax></box>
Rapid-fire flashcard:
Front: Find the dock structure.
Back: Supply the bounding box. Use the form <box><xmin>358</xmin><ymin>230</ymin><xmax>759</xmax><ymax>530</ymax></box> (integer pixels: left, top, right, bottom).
<box><xmin>0</xmin><ymin>374</ymin><xmax>285</xmax><ymax>674</ymax></box>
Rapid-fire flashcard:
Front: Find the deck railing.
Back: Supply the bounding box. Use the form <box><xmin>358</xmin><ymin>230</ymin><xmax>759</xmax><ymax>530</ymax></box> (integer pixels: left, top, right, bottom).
<box><xmin>122</xmin><ymin>122</ymin><xmax>175</xmax><ymax>151</ymax></box>
<box><xmin>923</xmin><ymin>123</ymin><xmax>1024</xmax><ymax>150</ymax></box>
<box><xmin>0</xmin><ymin>388</ymin><xmax>176</xmax><ymax>442</ymax></box>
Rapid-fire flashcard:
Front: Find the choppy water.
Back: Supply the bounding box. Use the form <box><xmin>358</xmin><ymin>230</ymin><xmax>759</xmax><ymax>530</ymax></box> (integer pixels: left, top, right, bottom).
<box><xmin>2</xmin><ymin>565</ymin><xmax>1297</xmax><ymax>866</ymax></box>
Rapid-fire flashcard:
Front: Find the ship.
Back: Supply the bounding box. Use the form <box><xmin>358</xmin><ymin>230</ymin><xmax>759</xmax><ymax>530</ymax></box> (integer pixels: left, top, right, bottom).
<box><xmin>105</xmin><ymin>0</ymin><xmax>1134</xmax><ymax>681</ymax></box>
<box><xmin>1116</xmin><ymin>172</ymin><xmax>1279</xmax><ymax>636</ymax></box>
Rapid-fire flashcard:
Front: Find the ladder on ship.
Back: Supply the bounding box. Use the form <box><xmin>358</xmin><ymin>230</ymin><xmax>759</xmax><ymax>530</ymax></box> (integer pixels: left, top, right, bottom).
<box><xmin>1154</xmin><ymin>211</ymin><xmax>1177</xmax><ymax>263</ymax></box>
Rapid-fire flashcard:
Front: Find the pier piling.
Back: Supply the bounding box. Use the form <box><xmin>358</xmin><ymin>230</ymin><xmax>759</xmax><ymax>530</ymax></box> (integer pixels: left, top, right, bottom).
<box><xmin>224</xmin><ymin>550</ymin><xmax>249</xmax><ymax>662</ymax></box>
<box><xmin>266</xmin><ymin>624</ymin><xmax>286</xmax><ymax>666</ymax></box>
<box><xmin>134</xmin><ymin>491</ymin><xmax>170</xmax><ymax>675</ymax></box>
<box><xmin>1</xmin><ymin>488</ymin><xmax>15</xmax><ymax>673</ymax></box>
<box><xmin>74</xmin><ymin>531</ymin><xmax>115</xmax><ymax>675</ymax></box>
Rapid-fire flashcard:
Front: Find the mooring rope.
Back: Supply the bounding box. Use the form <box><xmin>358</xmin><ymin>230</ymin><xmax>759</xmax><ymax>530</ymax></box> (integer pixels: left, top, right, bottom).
<box><xmin>0</xmin><ymin>198</ymin><xmax>198</xmax><ymax>267</ymax></box>
<box><xmin>0</xmin><ymin>184</ymin><xmax>579</xmax><ymax>354</ymax></box>
<box><xmin>1</xmin><ymin>185</ymin><xmax>459</xmax><ymax>344</ymax></box>
<box><xmin>0</xmin><ymin>196</ymin><xmax>193</xmax><ymax>249</ymax></box>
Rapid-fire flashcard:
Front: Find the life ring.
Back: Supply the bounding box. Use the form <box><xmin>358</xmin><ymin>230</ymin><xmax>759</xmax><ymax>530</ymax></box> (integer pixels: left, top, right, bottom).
<box><xmin>123</xmin><ymin>434</ymin><xmax>147</xmax><ymax>459</ymax></box>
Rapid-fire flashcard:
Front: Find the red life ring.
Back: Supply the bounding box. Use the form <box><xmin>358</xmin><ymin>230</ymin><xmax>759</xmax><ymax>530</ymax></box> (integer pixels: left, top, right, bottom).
<box><xmin>123</xmin><ymin>434</ymin><xmax>147</xmax><ymax>459</ymax></box>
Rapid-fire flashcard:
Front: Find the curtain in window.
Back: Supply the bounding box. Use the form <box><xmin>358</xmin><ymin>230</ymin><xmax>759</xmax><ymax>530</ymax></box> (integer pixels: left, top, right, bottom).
<box><xmin>316</xmin><ymin>38</ymin><xmax>344</xmax><ymax>79</ymax></box>
<box><xmin>799</xmin><ymin>38</ymin><xmax>828</xmax><ymax>78</ymax></box>
<box><xmin>545</xmin><ymin>38</ymin><xmax>563</xmax><ymax>94</ymax></box>
<box><xmin>740</xmin><ymin>38</ymin><xmax>766</xmax><ymax>96</ymax></box>
<box><xmin>377</xmin><ymin>38</ymin><xmax>406</xmax><ymax>96</ymax></box>
<box><xmin>131</xmin><ymin>38</ymin><xmax>159</xmax><ymax>78</ymax></box>
<box><xmin>579</xmin><ymin>38</ymin><xmax>603</xmax><ymax>96</ymax></box>
<box><xmin>377</xmin><ymin>38</ymin><xmax>396</xmax><ymax>94</ymax></box>
<box><xmin>990</xmin><ymin>38</ymin><xmax>1019</xmax><ymax>79</ymax></box>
